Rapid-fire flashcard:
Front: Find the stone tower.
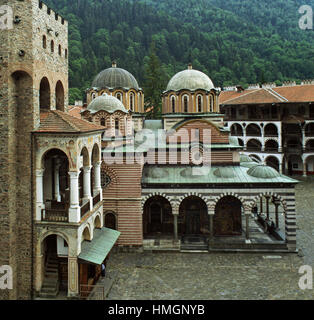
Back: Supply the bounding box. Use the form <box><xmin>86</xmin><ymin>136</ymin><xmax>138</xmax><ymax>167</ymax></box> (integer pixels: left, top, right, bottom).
<box><xmin>0</xmin><ymin>0</ymin><xmax>68</xmax><ymax>299</ymax></box>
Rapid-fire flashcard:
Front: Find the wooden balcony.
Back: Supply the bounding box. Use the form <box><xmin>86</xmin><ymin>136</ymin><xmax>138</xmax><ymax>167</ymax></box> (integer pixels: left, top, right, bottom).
<box><xmin>42</xmin><ymin>209</ymin><xmax>68</xmax><ymax>222</ymax></box>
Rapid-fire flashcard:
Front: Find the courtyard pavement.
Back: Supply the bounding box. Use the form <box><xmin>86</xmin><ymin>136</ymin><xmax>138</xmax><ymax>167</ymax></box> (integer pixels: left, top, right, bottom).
<box><xmin>106</xmin><ymin>177</ymin><xmax>314</xmax><ymax>300</ymax></box>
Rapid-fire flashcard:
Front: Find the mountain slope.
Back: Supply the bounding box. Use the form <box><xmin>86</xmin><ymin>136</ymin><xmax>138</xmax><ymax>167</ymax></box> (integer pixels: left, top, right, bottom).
<box><xmin>44</xmin><ymin>0</ymin><xmax>314</xmax><ymax>102</ymax></box>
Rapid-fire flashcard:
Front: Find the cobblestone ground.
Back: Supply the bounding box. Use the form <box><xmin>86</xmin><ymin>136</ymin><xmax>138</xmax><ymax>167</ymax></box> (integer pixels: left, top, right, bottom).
<box><xmin>107</xmin><ymin>178</ymin><xmax>314</xmax><ymax>300</ymax></box>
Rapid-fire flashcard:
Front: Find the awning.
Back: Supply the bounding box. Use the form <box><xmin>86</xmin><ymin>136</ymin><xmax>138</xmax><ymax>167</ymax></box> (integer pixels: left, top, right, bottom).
<box><xmin>78</xmin><ymin>227</ymin><xmax>120</xmax><ymax>265</ymax></box>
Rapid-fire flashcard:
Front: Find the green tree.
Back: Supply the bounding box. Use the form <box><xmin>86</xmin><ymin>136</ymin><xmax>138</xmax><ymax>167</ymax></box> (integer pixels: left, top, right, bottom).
<box><xmin>144</xmin><ymin>42</ymin><xmax>165</xmax><ymax>119</ymax></box>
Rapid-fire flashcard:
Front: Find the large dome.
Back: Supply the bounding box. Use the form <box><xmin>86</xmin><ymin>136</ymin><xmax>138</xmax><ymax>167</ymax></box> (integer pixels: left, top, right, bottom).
<box><xmin>86</xmin><ymin>94</ymin><xmax>128</xmax><ymax>114</ymax></box>
<box><xmin>166</xmin><ymin>65</ymin><xmax>214</xmax><ymax>92</ymax></box>
<box><xmin>92</xmin><ymin>62</ymin><xmax>140</xmax><ymax>90</ymax></box>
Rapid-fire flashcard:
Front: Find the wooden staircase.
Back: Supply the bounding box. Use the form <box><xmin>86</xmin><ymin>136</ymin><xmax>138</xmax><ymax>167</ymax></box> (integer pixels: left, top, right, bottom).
<box><xmin>39</xmin><ymin>254</ymin><xmax>59</xmax><ymax>298</ymax></box>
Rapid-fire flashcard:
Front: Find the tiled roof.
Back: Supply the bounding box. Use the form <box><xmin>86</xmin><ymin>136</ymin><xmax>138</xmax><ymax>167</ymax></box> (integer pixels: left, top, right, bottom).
<box><xmin>220</xmin><ymin>84</ymin><xmax>314</xmax><ymax>105</ymax></box>
<box><xmin>35</xmin><ymin>110</ymin><xmax>105</xmax><ymax>133</ymax></box>
<box><xmin>68</xmin><ymin>105</ymin><xmax>86</xmax><ymax>119</ymax></box>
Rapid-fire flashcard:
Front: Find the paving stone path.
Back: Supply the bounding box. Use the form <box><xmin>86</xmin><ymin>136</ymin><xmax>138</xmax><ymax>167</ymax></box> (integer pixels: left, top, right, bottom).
<box><xmin>107</xmin><ymin>178</ymin><xmax>314</xmax><ymax>300</ymax></box>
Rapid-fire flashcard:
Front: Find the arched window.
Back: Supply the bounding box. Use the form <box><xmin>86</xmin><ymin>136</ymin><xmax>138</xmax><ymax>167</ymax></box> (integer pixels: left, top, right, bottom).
<box><xmin>197</xmin><ymin>95</ymin><xmax>202</xmax><ymax>113</ymax></box>
<box><xmin>58</xmin><ymin>44</ymin><xmax>61</xmax><ymax>56</ymax></box>
<box><xmin>210</xmin><ymin>95</ymin><xmax>213</xmax><ymax>112</ymax></box>
<box><xmin>65</xmin><ymin>49</ymin><xmax>68</xmax><ymax>59</ymax></box>
<box><xmin>55</xmin><ymin>81</ymin><xmax>64</xmax><ymax>111</ymax></box>
<box><xmin>92</xmin><ymin>93</ymin><xmax>96</xmax><ymax>100</ymax></box>
<box><xmin>129</xmin><ymin>92</ymin><xmax>134</xmax><ymax>111</ymax></box>
<box><xmin>171</xmin><ymin>96</ymin><xmax>176</xmax><ymax>113</ymax></box>
<box><xmin>39</xmin><ymin>77</ymin><xmax>51</xmax><ymax>110</ymax></box>
<box><xmin>115</xmin><ymin>119</ymin><xmax>119</xmax><ymax>131</ymax></box>
<box><xmin>42</xmin><ymin>35</ymin><xmax>46</xmax><ymax>49</ymax></box>
<box><xmin>51</xmin><ymin>40</ymin><xmax>54</xmax><ymax>53</ymax></box>
<box><xmin>116</xmin><ymin>92</ymin><xmax>122</xmax><ymax>101</ymax></box>
<box><xmin>183</xmin><ymin>95</ymin><xmax>188</xmax><ymax>113</ymax></box>
<box><xmin>100</xmin><ymin>118</ymin><xmax>106</xmax><ymax>126</ymax></box>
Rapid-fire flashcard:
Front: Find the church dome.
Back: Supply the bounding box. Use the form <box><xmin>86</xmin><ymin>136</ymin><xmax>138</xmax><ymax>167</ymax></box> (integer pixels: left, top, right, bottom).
<box><xmin>92</xmin><ymin>62</ymin><xmax>140</xmax><ymax>90</ymax></box>
<box><xmin>247</xmin><ymin>165</ymin><xmax>280</xmax><ymax>179</ymax></box>
<box><xmin>166</xmin><ymin>65</ymin><xmax>214</xmax><ymax>92</ymax></box>
<box><xmin>86</xmin><ymin>94</ymin><xmax>128</xmax><ymax>114</ymax></box>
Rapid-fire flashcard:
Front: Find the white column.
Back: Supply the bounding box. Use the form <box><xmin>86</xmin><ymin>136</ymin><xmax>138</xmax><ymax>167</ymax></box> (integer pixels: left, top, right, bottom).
<box><xmin>54</xmin><ymin>158</ymin><xmax>61</xmax><ymax>202</ymax></box>
<box><xmin>68</xmin><ymin>171</ymin><xmax>81</xmax><ymax>223</ymax></box>
<box><xmin>83</xmin><ymin>166</ymin><xmax>92</xmax><ymax>199</ymax></box>
<box><xmin>35</xmin><ymin>169</ymin><xmax>45</xmax><ymax>221</ymax></box>
<box><xmin>68</xmin><ymin>256</ymin><xmax>79</xmax><ymax>298</ymax></box>
<box><xmin>93</xmin><ymin>161</ymin><xmax>102</xmax><ymax>200</ymax></box>
<box><xmin>302</xmin><ymin>128</ymin><xmax>306</xmax><ymax>151</ymax></box>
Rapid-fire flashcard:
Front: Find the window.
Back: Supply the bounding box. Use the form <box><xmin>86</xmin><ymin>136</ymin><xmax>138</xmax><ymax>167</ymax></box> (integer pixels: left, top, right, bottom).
<box><xmin>42</xmin><ymin>35</ymin><xmax>46</xmax><ymax>49</ymax></box>
<box><xmin>129</xmin><ymin>93</ymin><xmax>134</xmax><ymax>111</ymax></box>
<box><xmin>116</xmin><ymin>93</ymin><xmax>122</xmax><ymax>101</ymax></box>
<box><xmin>92</xmin><ymin>93</ymin><xmax>96</xmax><ymax>100</ymax></box>
<box><xmin>100</xmin><ymin>118</ymin><xmax>106</xmax><ymax>126</ymax></box>
<box><xmin>51</xmin><ymin>40</ymin><xmax>54</xmax><ymax>53</ymax></box>
<box><xmin>65</xmin><ymin>49</ymin><xmax>68</xmax><ymax>59</ymax></box>
<box><xmin>184</xmin><ymin>96</ymin><xmax>188</xmax><ymax>113</ymax></box>
<box><xmin>197</xmin><ymin>95</ymin><xmax>202</xmax><ymax>113</ymax></box>
<box><xmin>171</xmin><ymin>96</ymin><xmax>176</xmax><ymax>113</ymax></box>
<box><xmin>101</xmin><ymin>173</ymin><xmax>111</xmax><ymax>188</ymax></box>
<box><xmin>58</xmin><ymin>44</ymin><xmax>61</xmax><ymax>56</ymax></box>
<box><xmin>115</xmin><ymin>119</ymin><xmax>119</xmax><ymax>131</ymax></box>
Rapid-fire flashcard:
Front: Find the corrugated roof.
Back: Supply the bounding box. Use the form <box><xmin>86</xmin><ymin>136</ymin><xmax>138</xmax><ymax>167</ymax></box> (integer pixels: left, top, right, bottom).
<box><xmin>79</xmin><ymin>227</ymin><xmax>120</xmax><ymax>265</ymax></box>
<box><xmin>35</xmin><ymin>110</ymin><xmax>105</xmax><ymax>133</ymax></box>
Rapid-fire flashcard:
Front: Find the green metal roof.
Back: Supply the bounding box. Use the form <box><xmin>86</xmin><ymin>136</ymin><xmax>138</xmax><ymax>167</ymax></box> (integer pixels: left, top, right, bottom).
<box><xmin>78</xmin><ymin>227</ymin><xmax>120</xmax><ymax>265</ymax></box>
<box><xmin>142</xmin><ymin>165</ymin><xmax>299</xmax><ymax>185</ymax></box>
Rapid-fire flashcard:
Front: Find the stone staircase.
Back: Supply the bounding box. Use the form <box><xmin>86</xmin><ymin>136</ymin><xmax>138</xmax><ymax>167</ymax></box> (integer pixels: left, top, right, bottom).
<box><xmin>180</xmin><ymin>235</ymin><xmax>209</xmax><ymax>252</ymax></box>
<box><xmin>39</xmin><ymin>254</ymin><xmax>59</xmax><ymax>298</ymax></box>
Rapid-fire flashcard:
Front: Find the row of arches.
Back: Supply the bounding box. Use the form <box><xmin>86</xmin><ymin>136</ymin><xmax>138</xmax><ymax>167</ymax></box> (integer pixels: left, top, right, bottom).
<box><xmin>40</xmin><ymin>77</ymin><xmax>65</xmax><ymax>111</ymax></box>
<box><xmin>230</xmin><ymin>123</ymin><xmax>279</xmax><ymax>137</ymax></box>
<box><xmin>169</xmin><ymin>94</ymin><xmax>214</xmax><ymax>113</ymax></box>
<box><xmin>143</xmin><ymin>194</ymin><xmax>285</xmax><ymax>238</ymax></box>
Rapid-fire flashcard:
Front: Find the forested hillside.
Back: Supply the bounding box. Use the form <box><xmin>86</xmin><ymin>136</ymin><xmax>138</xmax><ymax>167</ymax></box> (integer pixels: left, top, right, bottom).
<box><xmin>44</xmin><ymin>0</ymin><xmax>314</xmax><ymax>103</ymax></box>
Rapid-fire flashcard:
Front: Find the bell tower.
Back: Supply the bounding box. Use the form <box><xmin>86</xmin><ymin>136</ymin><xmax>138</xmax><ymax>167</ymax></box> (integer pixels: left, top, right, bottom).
<box><xmin>0</xmin><ymin>0</ymin><xmax>68</xmax><ymax>299</ymax></box>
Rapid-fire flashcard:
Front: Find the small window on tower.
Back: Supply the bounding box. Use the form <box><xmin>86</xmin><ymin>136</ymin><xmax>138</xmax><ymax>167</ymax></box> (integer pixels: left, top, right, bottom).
<box><xmin>51</xmin><ymin>40</ymin><xmax>54</xmax><ymax>53</ymax></box>
<box><xmin>115</xmin><ymin>119</ymin><xmax>119</xmax><ymax>131</ymax></box>
<box><xmin>43</xmin><ymin>35</ymin><xmax>47</xmax><ymax>49</ymax></box>
<box><xmin>171</xmin><ymin>97</ymin><xmax>176</xmax><ymax>113</ymax></box>
<box><xmin>198</xmin><ymin>95</ymin><xmax>202</xmax><ymax>113</ymax></box>
<box><xmin>184</xmin><ymin>96</ymin><xmax>188</xmax><ymax>113</ymax></box>
<box><xmin>100</xmin><ymin>118</ymin><xmax>106</xmax><ymax>126</ymax></box>
<box><xmin>58</xmin><ymin>45</ymin><xmax>62</xmax><ymax>56</ymax></box>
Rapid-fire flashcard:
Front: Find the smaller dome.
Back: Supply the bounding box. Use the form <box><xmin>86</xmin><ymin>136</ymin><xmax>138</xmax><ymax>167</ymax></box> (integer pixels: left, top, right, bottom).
<box><xmin>149</xmin><ymin>167</ymin><xmax>168</xmax><ymax>179</ymax></box>
<box><xmin>247</xmin><ymin>165</ymin><xmax>280</xmax><ymax>179</ymax></box>
<box><xmin>213</xmin><ymin>167</ymin><xmax>235</xmax><ymax>178</ymax></box>
<box><xmin>86</xmin><ymin>94</ymin><xmax>128</xmax><ymax>114</ymax></box>
<box><xmin>240</xmin><ymin>161</ymin><xmax>260</xmax><ymax>168</ymax></box>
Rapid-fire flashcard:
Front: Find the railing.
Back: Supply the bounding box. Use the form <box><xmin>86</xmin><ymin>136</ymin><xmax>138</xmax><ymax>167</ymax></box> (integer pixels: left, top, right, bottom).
<box><xmin>80</xmin><ymin>284</ymin><xmax>105</xmax><ymax>300</ymax></box>
<box><xmin>42</xmin><ymin>209</ymin><xmax>68</xmax><ymax>222</ymax></box>
<box><xmin>80</xmin><ymin>201</ymin><xmax>91</xmax><ymax>219</ymax></box>
<box><xmin>93</xmin><ymin>193</ymin><xmax>101</xmax><ymax>206</ymax></box>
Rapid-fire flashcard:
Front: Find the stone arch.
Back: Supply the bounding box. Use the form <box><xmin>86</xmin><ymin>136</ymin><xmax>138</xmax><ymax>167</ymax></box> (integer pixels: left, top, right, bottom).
<box><xmin>80</xmin><ymin>146</ymin><xmax>90</xmax><ymax>167</ymax></box>
<box><xmin>55</xmin><ymin>80</ymin><xmax>65</xmax><ymax>111</ymax></box>
<box><xmin>178</xmin><ymin>192</ymin><xmax>211</xmax><ymax>208</ymax></box>
<box><xmin>246</xmin><ymin>139</ymin><xmax>262</xmax><ymax>151</ymax></box>
<box><xmin>265</xmin><ymin>139</ymin><xmax>279</xmax><ymax>152</ymax></box>
<box><xmin>39</xmin><ymin>147</ymin><xmax>70</xmax><ymax>170</ymax></box>
<box><xmin>39</xmin><ymin>230</ymin><xmax>69</xmax><ymax>246</ymax></box>
<box><xmin>39</xmin><ymin>77</ymin><xmax>51</xmax><ymax>110</ymax></box>
<box><xmin>104</xmin><ymin>211</ymin><xmax>117</xmax><ymax>230</ymax></box>
<box><xmin>142</xmin><ymin>192</ymin><xmax>173</xmax><ymax>211</ymax></box>
<box><xmin>265</xmin><ymin>156</ymin><xmax>280</xmax><ymax>172</ymax></box>
<box><xmin>92</xmin><ymin>143</ymin><xmax>101</xmax><ymax>164</ymax></box>
<box><xmin>101</xmin><ymin>164</ymin><xmax>118</xmax><ymax>184</ymax></box>
<box><xmin>230</xmin><ymin>123</ymin><xmax>244</xmax><ymax>136</ymax></box>
<box><xmin>82</xmin><ymin>225</ymin><xmax>91</xmax><ymax>241</ymax></box>
<box><xmin>247</xmin><ymin>192</ymin><xmax>288</xmax><ymax>213</ymax></box>
<box><xmin>210</xmin><ymin>192</ymin><xmax>246</xmax><ymax>211</ymax></box>
<box><xmin>94</xmin><ymin>214</ymin><xmax>102</xmax><ymax>229</ymax></box>
<box><xmin>246</xmin><ymin>123</ymin><xmax>262</xmax><ymax>136</ymax></box>
<box><xmin>264</xmin><ymin>123</ymin><xmax>278</xmax><ymax>136</ymax></box>
<box><xmin>249</xmin><ymin>154</ymin><xmax>262</xmax><ymax>163</ymax></box>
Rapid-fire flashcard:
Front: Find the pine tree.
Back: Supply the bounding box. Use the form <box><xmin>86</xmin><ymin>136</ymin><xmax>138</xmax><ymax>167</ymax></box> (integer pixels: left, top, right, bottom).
<box><xmin>144</xmin><ymin>42</ymin><xmax>165</xmax><ymax>119</ymax></box>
